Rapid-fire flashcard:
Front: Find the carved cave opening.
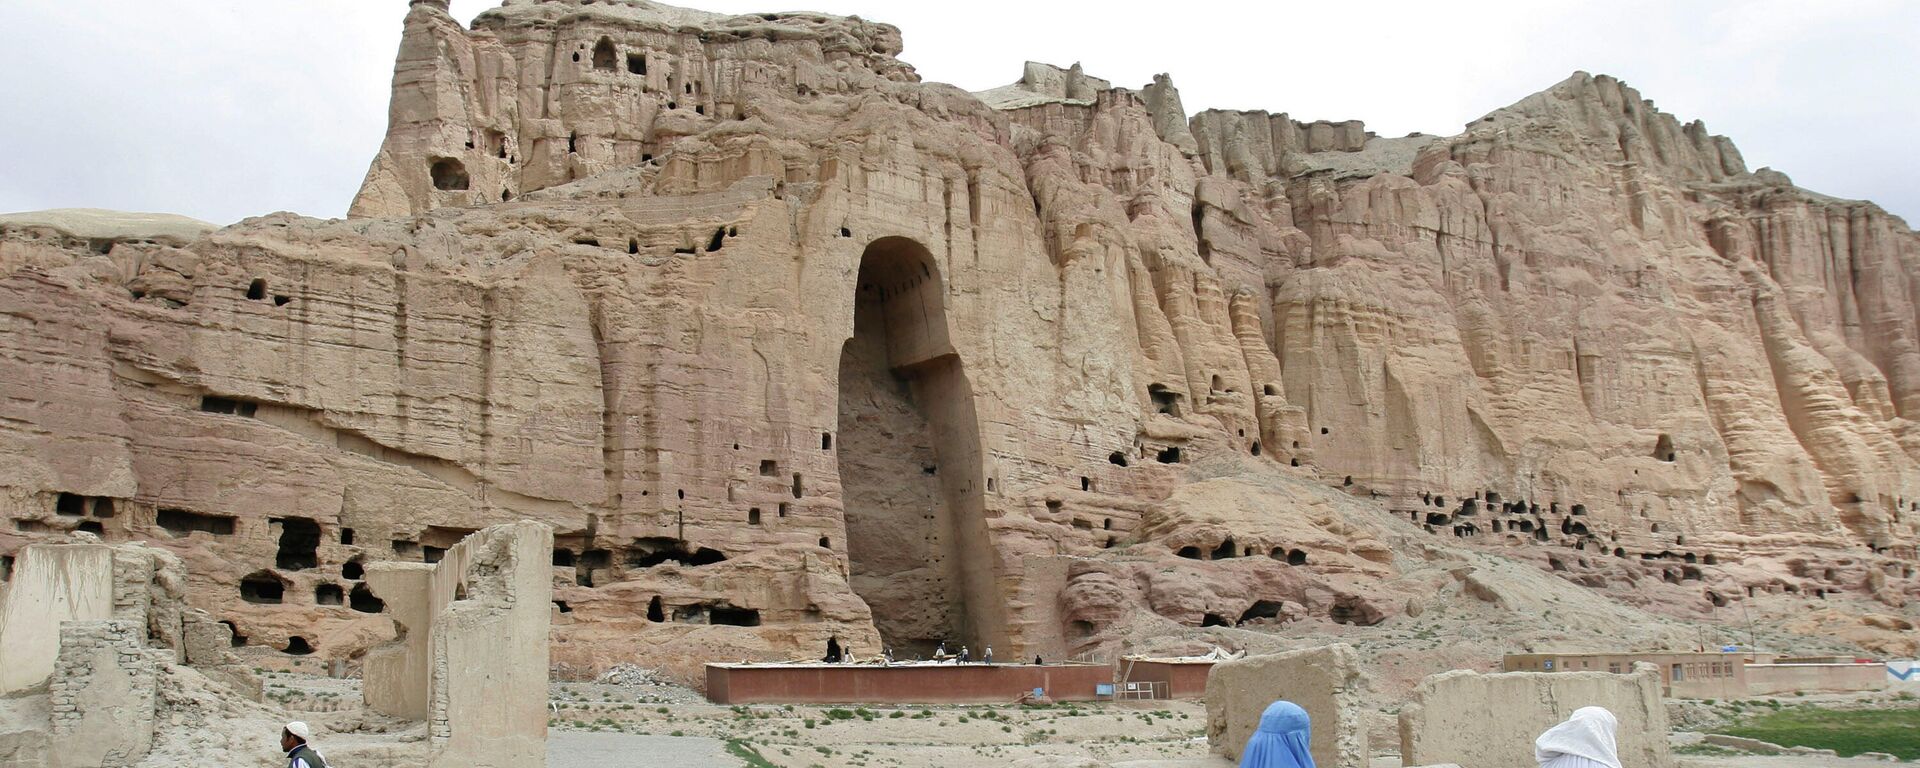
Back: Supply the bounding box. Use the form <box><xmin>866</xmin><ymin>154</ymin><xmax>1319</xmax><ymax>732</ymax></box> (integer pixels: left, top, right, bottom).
<box><xmin>837</xmin><ymin>236</ymin><xmax>994</xmax><ymax>658</ymax></box>
<box><xmin>275</xmin><ymin>517</ymin><xmax>321</xmax><ymax>570</ymax></box>
<box><xmin>592</xmin><ymin>38</ymin><xmax>617</xmax><ymax>71</ymax></box>
<box><xmin>430</xmin><ymin>158</ymin><xmax>469</xmax><ymax>191</ymax></box>
<box><xmin>349</xmin><ymin>583</ymin><xmax>383</xmax><ymax>613</ymax></box>
<box><xmin>239</xmin><ymin>571</ymin><xmax>285</xmax><ymax>604</ymax></box>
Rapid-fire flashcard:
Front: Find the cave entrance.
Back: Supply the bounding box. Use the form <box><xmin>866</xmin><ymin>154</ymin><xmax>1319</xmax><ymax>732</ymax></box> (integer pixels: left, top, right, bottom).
<box><xmin>837</xmin><ymin>236</ymin><xmax>998</xmax><ymax>658</ymax></box>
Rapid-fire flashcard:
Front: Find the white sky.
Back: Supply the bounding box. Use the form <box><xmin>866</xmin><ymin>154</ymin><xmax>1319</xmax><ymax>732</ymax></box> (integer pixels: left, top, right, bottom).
<box><xmin>1</xmin><ymin>0</ymin><xmax>1913</xmax><ymax>226</ymax></box>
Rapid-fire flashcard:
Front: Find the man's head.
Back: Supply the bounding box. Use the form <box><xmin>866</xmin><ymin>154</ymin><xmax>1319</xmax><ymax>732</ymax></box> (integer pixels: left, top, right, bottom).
<box><xmin>281</xmin><ymin>721</ymin><xmax>312</xmax><ymax>751</ymax></box>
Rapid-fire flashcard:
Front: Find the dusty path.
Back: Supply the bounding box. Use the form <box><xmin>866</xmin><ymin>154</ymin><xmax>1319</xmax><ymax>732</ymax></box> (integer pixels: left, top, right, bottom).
<box><xmin>550</xmin><ymin>732</ymin><xmax>741</xmax><ymax>768</ymax></box>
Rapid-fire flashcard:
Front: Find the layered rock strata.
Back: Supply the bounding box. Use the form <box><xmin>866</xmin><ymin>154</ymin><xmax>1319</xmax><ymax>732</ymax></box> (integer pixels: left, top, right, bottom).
<box><xmin>2</xmin><ymin>0</ymin><xmax>1917</xmax><ymax>677</ymax></box>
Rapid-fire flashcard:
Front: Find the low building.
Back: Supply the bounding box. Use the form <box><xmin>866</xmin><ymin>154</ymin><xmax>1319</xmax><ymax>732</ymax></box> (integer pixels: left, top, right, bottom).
<box><xmin>1119</xmin><ymin>656</ymin><xmax>1216</xmax><ymax>699</ymax></box>
<box><xmin>1502</xmin><ymin>652</ymin><xmax>1748</xmax><ymax>699</ymax></box>
<box><xmin>1745</xmin><ymin>661</ymin><xmax>1886</xmax><ymax>695</ymax></box>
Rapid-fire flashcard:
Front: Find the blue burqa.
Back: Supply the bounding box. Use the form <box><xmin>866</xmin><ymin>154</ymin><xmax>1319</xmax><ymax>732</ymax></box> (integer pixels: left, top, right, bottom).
<box><xmin>1239</xmin><ymin>700</ymin><xmax>1315</xmax><ymax>768</ymax></box>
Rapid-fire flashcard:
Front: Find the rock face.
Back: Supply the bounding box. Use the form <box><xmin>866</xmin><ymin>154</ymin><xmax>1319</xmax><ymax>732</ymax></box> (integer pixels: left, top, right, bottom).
<box><xmin>3</xmin><ymin>0</ymin><xmax>1919</xmax><ymax>679</ymax></box>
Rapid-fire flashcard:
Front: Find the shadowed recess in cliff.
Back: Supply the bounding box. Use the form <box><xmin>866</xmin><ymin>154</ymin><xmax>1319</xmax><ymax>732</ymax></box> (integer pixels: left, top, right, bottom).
<box><xmin>837</xmin><ymin>236</ymin><xmax>1002</xmax><ymax>656</ymax></box>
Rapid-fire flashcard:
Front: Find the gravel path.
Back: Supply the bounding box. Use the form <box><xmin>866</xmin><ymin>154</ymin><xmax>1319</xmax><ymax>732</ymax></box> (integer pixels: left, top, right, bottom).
<box><xmin>549</xmin><ymin>732</ymin><xmax>743</xmax><ymax>768</ymax></box>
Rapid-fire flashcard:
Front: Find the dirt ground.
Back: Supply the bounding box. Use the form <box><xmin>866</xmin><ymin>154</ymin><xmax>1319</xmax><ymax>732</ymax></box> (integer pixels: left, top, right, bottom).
<box><xmin>249</xmin><ymin>673</ymin><xmax>1920</xmax><ymax>768</ymax></box>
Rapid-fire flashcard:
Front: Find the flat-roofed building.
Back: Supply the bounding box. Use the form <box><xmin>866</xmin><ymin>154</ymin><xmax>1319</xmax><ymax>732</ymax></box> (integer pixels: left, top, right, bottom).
<box><xmin>1502</xmin><ymin>652</ymin><xmax>1748</xmax><ymax>699</ymax></box>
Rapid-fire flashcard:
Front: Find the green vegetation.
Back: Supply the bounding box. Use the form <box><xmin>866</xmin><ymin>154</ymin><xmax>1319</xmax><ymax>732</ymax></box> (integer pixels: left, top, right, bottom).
<box><xmin>724</xmin><ymin>739</ymin><xmax>778</xmax><ymax>768</ymax></box>
<box><xmin>1719</xmin><ymin>706</ymin><xmax>1920</xmax><ymax>759</ymax></box>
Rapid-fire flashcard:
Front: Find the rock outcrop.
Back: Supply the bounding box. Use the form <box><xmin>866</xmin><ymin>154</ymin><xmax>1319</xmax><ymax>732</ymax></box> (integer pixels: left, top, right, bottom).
<box><xmin>3</xmin><ymin>0</ymin><xmax>1917</xmax><ymax>679</ymax></box>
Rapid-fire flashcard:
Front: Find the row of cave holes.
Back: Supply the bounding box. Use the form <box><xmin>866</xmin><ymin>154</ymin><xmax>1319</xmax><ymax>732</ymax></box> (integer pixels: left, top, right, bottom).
<box><xmin>1148</xmin><ymin>383</ymin><xmax>1295</xmax><ymax>463</ymax></box>
<box><xmin>1197</xmin><ymin>599</ymin><xmax>1373</xmax><ymax>628</ymax></box>
<box><xmin>216</xmin><ymin>620</ymin><xmax>317</xmax><ymax>657</ymax></box>
<box><xmin>1418</xmin><ymin>489</ymin><xmax>1589</xmax><ymax>517</ymax></box>
<box><xmin>552</xmin><ymin>593</ymin><xmax>762</xmax><ymax>628</ymax></box>
<box><xmin>242</xmin><ymin>278</ymin><xmax>292</xmax><ymax>307</ymax></box>
<box><xmin>569</xmin><ymin>226</ymin><xmax>738</xmax><ymax>257</ymax></box>
<box><xmin>579</xmin><ymin>38</ymin><xmax>715</xmax><ymax>111</ymax></box>
<box><xmin>554</xmin><ymin>538</ymin><xmax>729</xmax><ymax>588</ymax></box>
<box><xmin>1173</xmin><ymin>537</ymin><xmax>1309</xmax><ymax>566</ymax></box>
<box><xmin>1042</xmin><ymin>500</ymin><xmax>1122</xmax><ymax>548</ymax></box>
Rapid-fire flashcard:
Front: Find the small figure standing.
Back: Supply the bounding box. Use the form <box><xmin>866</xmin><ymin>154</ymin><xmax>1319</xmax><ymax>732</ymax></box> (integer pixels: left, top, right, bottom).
<box><xmin>281</xmin><ymin>721</ymin><xmax>328</xmax><ymax>768</ymax></box>
<box><xmin>1533</xmin><ymin>707</ymin><xmax>1620</xmax><ymax>768</ymax></box>
<box><xmin>935</xmin><ymin>641</ymin><xmax>948</xmax><ymax>660</ymax></box>
<box><xmin>958</xmin><ymin>645</ymin><xmax>970</xmax><ymax>664</ymax></box>
<box><xmin>983</xmin><ymin>645</ymin><xmax>994</xmax><ymax>665</ymax></box>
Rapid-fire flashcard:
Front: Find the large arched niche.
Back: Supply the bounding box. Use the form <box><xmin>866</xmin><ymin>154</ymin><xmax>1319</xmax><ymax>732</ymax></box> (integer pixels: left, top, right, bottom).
<box><xmin>834</xmin><ymin>236</ymin><xmax>1003</xmax><ymax>656</ymax></box>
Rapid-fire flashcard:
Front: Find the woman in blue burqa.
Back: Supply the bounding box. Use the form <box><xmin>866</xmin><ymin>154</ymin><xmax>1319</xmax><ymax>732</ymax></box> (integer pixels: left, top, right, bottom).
<box><xmin>1240</xmin><ymin>700</ymin><xmax>1314</xmax><ymax>768</ymax></box>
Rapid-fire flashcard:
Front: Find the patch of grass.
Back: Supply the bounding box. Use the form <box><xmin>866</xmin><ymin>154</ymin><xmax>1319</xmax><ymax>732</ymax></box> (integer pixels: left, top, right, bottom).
<box><xmin>1719</xmin><ymin>706</ymin><xmax>1920</xmax><ymax>759</ymax></box>
<box><xmin>725</xmin><ymin>739</ymin><xmax>778</xmax><ymax>768</ymax></box>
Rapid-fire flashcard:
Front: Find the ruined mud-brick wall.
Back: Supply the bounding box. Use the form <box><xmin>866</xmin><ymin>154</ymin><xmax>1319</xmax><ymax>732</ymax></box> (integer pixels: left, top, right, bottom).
<box><xmin>3</xmin><ymin>0</ymin><xmax>1920</xmax><ymax>677</ymax></box>
<box><xmin>49</xmin><ymin>620</ymin><xmax>163</xmax><ymax>767</ymax></box>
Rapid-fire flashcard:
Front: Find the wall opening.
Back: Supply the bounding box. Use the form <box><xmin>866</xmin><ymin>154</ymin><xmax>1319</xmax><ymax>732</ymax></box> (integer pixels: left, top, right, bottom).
<box><xmin>348</xmin><ymin>583</ymin><xmax>383</xmax><ymax>613</ymax></box>
<box><xmin>157</xmin><ymin>508</ymin><xmax>236</xmax><ymax>537</ymax></box>
<box><xmin>1109</xmin><ymin>451</ymin><xmax>1129</xmax><ymax>467</ymax></box>
<box><xmin>220</xmin><ymin>620</ymin><xmax>247</xmax><ymax>646</ymax></box>
<box><xmin>838</xmin><ymin>236</ymin><xmax>994</xmax><ymax>658</ymax></box>
<box><xmin>239</xmin><ymin>571</ymin><xmax>285</xmax><ymax>604</ymax></box>
<box><xmin>626</xmin><ymin>537</ymin><xmax>727</xmax><ymax>568</ymax></box>
<box><xmin>759</xmin><ymin>459</ymin><xmax>778</xmax><ymax>476</ymax></box>
<box><xmin>1176</xmin><ymin>546</ymin><xmax>1202</xmax><ymax>559</ymax></box>
<box><xmin>710</xmin><ymin>606</ymin><xmax>762</xmax><ymax>626</ymax></box>
<box><xmin>274</xmin><ymin>517</ymin><xmax>321</xmax><ymax>570</ymax></box>
<box><xmin>284</xmin><ymin>636</ymin><xmax>314</xmax><ymax>655</ymax></box>
<box><xmin>748</xmin><ymin>508</ymin><xmax>762</xmax><ymax>525</ymax></box>
<box><xmin>1210</xmin><ymin>538</ymin><xmax>1236</xmax><ymax>559</ymax></box>
<box><xmin>626</xmin><ymin>53</ymin><xmax>646</xmax><ymax>74</ymax></box>
<box><xmin>1238</xmin><ymin>600</ymin><xmax>1285</xmax><ymax>624</ymax></box>
<box><xmin>315</xmin><ymin>583</ymin><xmax>343</xmax><ymax>605</ymax></box>
<box><xmin>1157</xmin><ymin>446</ymin><xmax>1182</xmax><ymax>464</ymax></box>
<box><xmin>1201</xmin><ymin>613</ymin><xmax>1231</xmax><ymax>627</ymax></box>
<box><xmin>1148</xmin><ymin>384</ymin><xmax>1182</xmax><ymax>416</ymax></box>
<box><xmin>592</xmin><ymin>38</ymin><xmax>617</xmax><ymax>70</ymax></box>
<box><xmin>1288</xmin><ymin>549</ymin><xmax>1308</xmax><ymax>565</ymax></box>
<box><xmin>430</xmin><ymin>158</ymin><xmax>469</xmax><ymax>191</ymax></box>
<box><xmin>1654</xmin><ymin>433</ymin><xmax>1675</xmax><ymax>462</ymax></box>
<box><xmin>647</xmin><ymin>596</ymin><xmax>665</xmax><ymax>622</ymax></box>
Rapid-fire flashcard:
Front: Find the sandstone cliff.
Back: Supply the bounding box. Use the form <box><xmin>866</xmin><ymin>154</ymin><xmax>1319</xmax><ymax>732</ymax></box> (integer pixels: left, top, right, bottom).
<box><xmin>3</xmin><ymin>0</ymin><xmax>1916</xmax><ymax>679</ymax></box>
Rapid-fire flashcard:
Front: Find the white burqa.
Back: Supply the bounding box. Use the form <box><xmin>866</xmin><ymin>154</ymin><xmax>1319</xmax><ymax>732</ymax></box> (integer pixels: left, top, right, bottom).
<box><xmin>1534</xmin><ymin>706</ymin><xmax>1622</xmax><ymax>768</ymax></box>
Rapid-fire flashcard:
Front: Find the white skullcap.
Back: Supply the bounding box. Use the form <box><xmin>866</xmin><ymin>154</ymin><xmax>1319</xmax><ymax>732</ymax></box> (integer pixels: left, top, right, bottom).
<box><xmin>285</xmin><ymin>721</ymin><xmax>313</xmax><ymax>741</ymax></box>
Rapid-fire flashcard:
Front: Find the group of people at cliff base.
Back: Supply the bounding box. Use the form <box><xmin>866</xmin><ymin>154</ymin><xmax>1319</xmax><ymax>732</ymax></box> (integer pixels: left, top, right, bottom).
<box><xmin>931</xmin><ymin>642</ymin><xmax>995</xmax><ymax>664</ymax></box>
<box><xmin>1242</xmin><ymin>702</ymin><xmax>1623</xmax><ymax>768</ymax></box>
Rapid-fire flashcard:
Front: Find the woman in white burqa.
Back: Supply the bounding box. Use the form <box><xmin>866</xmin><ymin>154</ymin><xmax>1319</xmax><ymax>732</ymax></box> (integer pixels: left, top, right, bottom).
<box><xmin>1535</xmin><ymin>707</ymin><xmax>1622</xmax><ymax>768</ymax></box>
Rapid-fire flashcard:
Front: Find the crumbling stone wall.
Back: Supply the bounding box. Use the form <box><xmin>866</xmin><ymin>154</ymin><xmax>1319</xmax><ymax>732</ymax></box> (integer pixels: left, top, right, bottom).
<box><xmin>1205</xmin><ymin>644</ymin><xmax>1367</xmax><ymax>768</ymax></box>
<box><xmin>49</xmin><ymin>620</ymin><xmax>161</xmax><ymax>768</ymax></box>
<box><xmin>1399</xmin><ymin>665</ymin><xmax>1673</xmax><ymax>768</ymax></box>
<box><xmin>364</xmin><ymin>521</ymin><xmax>552</xmax><ymax>768</ymax></box>
<box><xmin>0</xmin><ymin>543</ymin><xmax>116</xmax><ymax>693</ymax></box>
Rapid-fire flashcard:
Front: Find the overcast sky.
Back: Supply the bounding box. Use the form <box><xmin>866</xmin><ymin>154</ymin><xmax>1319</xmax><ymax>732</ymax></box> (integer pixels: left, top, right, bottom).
<box><xmin>1</xmin><ymin>1</ymin><xmax>1913</xmax><ymax>226</ymax></box>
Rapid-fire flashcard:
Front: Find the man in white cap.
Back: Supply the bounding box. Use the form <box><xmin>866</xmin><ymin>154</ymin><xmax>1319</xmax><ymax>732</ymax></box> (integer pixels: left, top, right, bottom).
<box><xmin>281</xmin><ymin>721</ymin><xmax>328</xmax><ymax>768</ymax></box>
